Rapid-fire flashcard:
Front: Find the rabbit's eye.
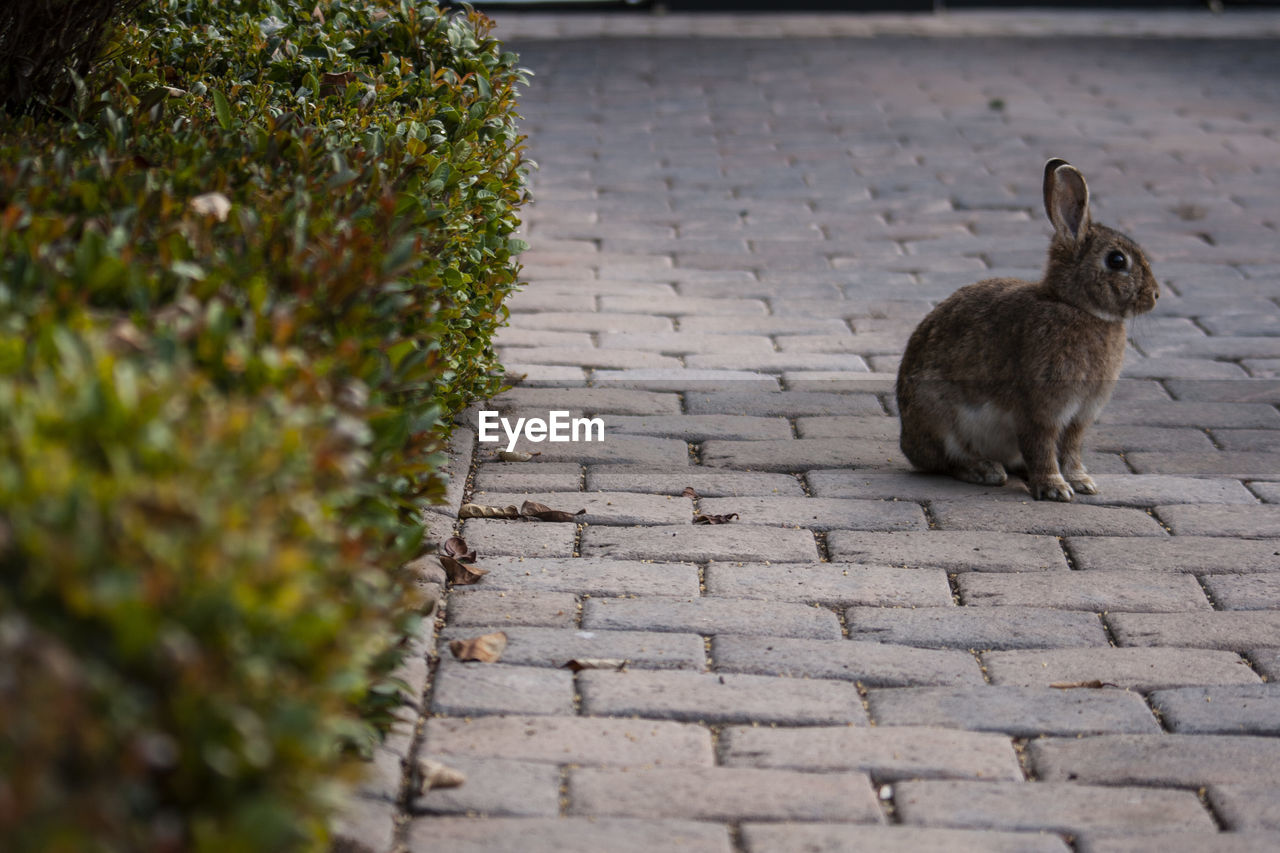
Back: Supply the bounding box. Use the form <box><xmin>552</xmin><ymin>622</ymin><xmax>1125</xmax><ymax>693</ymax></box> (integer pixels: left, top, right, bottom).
<box><xmin>1104</xmin><ymin>250</ymin><xmax>1129</xmax><ymax>272</ymax></box>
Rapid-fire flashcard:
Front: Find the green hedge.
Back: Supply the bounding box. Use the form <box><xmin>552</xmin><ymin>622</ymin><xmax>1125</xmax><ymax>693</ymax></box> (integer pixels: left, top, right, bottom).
<box><xmin>0</xmin><ymin>1</ymin><xmax>528</xmax><ymax>850</ymax></box>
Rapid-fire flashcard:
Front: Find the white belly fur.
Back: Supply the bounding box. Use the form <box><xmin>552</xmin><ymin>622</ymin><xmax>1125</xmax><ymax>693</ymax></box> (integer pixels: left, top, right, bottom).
<box><xmin>946</xmin><ymin>402</ymin><xmax>1021</xmax><ymax>467</ymax></box>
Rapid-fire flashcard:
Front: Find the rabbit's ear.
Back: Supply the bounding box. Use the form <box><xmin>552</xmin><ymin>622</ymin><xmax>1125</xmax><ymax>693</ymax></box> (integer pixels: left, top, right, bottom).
<box><xmin>1044</xmin><ymin>160</ymin><xmax>1091</xmax><ymax>244</ymax></box>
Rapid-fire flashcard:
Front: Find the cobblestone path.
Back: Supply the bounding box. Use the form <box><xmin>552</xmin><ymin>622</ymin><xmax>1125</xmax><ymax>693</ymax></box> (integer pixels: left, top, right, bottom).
<box><xmin>366</xmin><ymin>13</ymin><xmax>1280</xmax><ymax>853</ymax></box>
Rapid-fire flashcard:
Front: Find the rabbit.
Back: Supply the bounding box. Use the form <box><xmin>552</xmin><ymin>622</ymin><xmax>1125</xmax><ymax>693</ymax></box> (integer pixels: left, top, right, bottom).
<box><xmin>896</xmin><ymin>158</ymin><xmax>1159</xmax><ymax>501</ymax></box>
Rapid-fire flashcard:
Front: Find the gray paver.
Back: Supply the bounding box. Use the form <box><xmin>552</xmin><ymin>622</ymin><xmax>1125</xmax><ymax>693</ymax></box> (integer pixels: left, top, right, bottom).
<box><xmin>704</xmin><ymin>562</ymin><xmax>952</xmax><ymax>607</ymax></box>
<box><xmin>582</xmin><ymin>595</ymin><xmax>841</xmax><ymax>639</ymax></box>
<box><xmin>984</xmin><ymin>647</ymin><xmax>1259</xmax><ymax>691</ymax></box>
<box><xmin>713</xmin><ymin>635</ymin><xmax>983</xmax><ymax>687</ymax></box>
<box><xmin>440</xmin><ymin>625</ymin><xmax>704</xmax><ymax>671</ymax></box>
<box><xmin>1157</xmin><ymin>504</ymin><xmax>1280</xmax><ymax>537</ymax></box>
<box><xmin>405</xmin><ymin>817</ymin><xmax>730</xmax><ymax>853</ymax></box>
<box><xmin>893</xmin><ymin>780</ymin><xmax>1214</xmax><ymax>835</ymax></box>
<box><xmin>847</xmin><ymin>606</ymin><xmax>1108</xmax><ymax>650</ymax></box>
<box><xmin>829</xmin><ymin>531</ymin><xmax>1069</xmax><ymax>572</ymax></box>
<box><xmin>422</xmin><ymin>715</ymin><xmax>714</xmax><ymax>767</ymax></box>
<box><xmin>1209</xmin><ymin>786</ymin><xmax>1280</xmax><ymax>832</ymax></box>
<box><xmin>578</xmin><ymin>668</ymin><xmax>866</xmax><ymax>725</ymax></box>
<box><xmin>1030</xmin><ymin>734</ymin><xmax>1280</xmax><ymax>787</ymax></box>
<box><xmin>930</xmin><ymin>500</ymin><xmax>1166</xmax><ymax>537</ymax></box>
<box><xmin>496</xmin><ymin>434</ymin><xmax>689</xmax><ymax>467</ymax></box>
<box><xmin>701</xmin><ymin>438</ymin><xmax>902</xmax><ymax>472</ymax></box>
<box><xmin>586</xmin><ymin>465</ymin><xmax>806</xmax><ymax>496</ymax></box>
<box><xmin>1150</xmin><ymin>685</ymin><xmax>1280</xmax><ymax>734</ymax></box>
<box><xmin>485</xmin><ymin>387</ymin><xmax>682</xmax><ymax>416</ymax></box>
<box><xmin>1076</xmin><ymin>836</ymin><xmax>1280</xmax><ymax>853</ymax></box>
<box><xmin>957</xmin><ymin>571</ymin><xmax>1211</xmax><ymax>612</ymax></box>
<box><xmin>411</xmin><ymin>756</ymin><xmax>561</xmax><ymax>817</ymax></box>
<box><xmin>580</xmin><ymin>524</ymin><xmax>820</xmax><ymax>562</ymax></box>
<box><xmin>867</xmin><ymin>686</ymin><xmax>1159</xmax><ymax>736</ymax></box>
<box><xmin>469</xmin><ymin>557</ymin><xmax>700</xmax><ymax>597</ymax></box>
<box><xmin>567</xmin><ymin>766</ymin><xmax>882</xmax><ymax>822</ymax></box>
<box><xmin>604</xmin><ymin>414</ymin><xmax>793</xmax><ymax>441</ymax></box>
<box><xmin>685</xmin><ymin>391</ymin><xmax>883</xmax><ymax>417</ymax></box>
<box><xmin>458</xmin><ymin>518</ymin><xmax>577</xmax><ymax>558</ymax></box>
<box><xmin>1203</xmin><ymin>575</ymin><xmax>1280</xmax><ymax>610</ymax></box>
<box><xmin>471</xmin><ymin>491</ymin><xmax>689</xmax><ymax>526</ymax></box>
<box><xmin>446</xmin><ymin>590</ymin><xmax>579</xmax><ymax>628</ymax></box>
<box><xmin>740</xmin><ymin>824</ymin><xmax>1070</xmax><ymax>853</ymax></box>
<box><xmin>720</xmin><ymin>724</ymin><xmax>1020</xmax><ymax>782</ymax></box>
<box><xmin>431</xmin><ymin>661</ymin><xmax>575</xmax><ymax>716</ymax></box>
<box><xmin>1069</xmin><ymin>537</ymin><xmax>1280</xmax><ymax>574</ymax></box>
<box><xmin>1107</xmin><ymin>611</ymin><xmax>1280</xmax><ymax>650</ymax></box>
<box><xmin>697</xmin><ymin>495</ymin><xmax>927</xmax><ymax>531</ymax></box>
<box><xmin>473</xmin><ymin>461</ymin><xmax>583</xmax><ymax>493</ymax></box>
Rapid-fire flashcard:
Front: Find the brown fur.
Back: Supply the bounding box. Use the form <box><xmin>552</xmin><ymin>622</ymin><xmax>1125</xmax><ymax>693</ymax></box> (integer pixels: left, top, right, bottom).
<box><xmin>896</xmin><ymin>160</ymin><xmax>1159</xmax><ymax>501</ymax></box>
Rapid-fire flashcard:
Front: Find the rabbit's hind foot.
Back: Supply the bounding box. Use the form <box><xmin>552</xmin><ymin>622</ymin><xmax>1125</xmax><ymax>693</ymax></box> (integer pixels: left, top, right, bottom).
<box><xmin>954</xmin><ymin>460</ymin><xmax>1008</xmax><ymax>487</ymax></box>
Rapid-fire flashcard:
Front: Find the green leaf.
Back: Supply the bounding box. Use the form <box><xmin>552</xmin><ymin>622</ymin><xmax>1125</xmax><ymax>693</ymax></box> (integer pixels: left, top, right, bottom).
<box><xmin>212</xmin><ymin>89</ymin><xmax>232</xmax><ymax>130</ymax></box>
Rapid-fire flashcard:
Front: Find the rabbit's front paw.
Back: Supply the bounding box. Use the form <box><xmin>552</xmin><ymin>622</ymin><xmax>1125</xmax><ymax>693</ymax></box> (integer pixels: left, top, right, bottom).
<box><xmin>1031</xmin><ymin>476</ymin><xmax>1074</xmax><ymax>502</ymax></box>
<box><xmin>1068</xmin><ymin>473</ymin><xmax>1098</xmax><ymax>495</ymax></box>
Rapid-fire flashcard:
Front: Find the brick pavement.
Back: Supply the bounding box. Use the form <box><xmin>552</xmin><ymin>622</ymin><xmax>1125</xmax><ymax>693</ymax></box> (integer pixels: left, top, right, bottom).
<box><xmin>338</xmin><ymin>10</ymin><xmax>1280</xmax><ymax>853</ymax></box>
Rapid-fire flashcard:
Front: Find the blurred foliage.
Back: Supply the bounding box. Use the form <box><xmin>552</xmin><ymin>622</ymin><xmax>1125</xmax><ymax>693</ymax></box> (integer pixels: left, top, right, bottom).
<box><xmin>0</xmin><ymin>0</ymin><xmax>528</xmax><ymax>850</ymax></box>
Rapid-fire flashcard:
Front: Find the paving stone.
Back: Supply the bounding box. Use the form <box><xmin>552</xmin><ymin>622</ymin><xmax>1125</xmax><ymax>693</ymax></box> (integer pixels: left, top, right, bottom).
<box><xmin>1076</xmin><ymin>834</ymin><xmax>1280</xmax><ymax>853</ymax></box>
<box><xmin>492</xmin><ymin>328</ymin><xmax>596</xmax><ymax>349</ymax></box>
<box><xmin>846</xmin><ymin>606</ymin><xmax>1108</xmax><ymax>650</ymax></box>
<box><xmin>684</xmin><ymin>390</ymin><xmax>884</xmax><ymax>416</ymax></box>
<box><xmin>679</xmin><ymin>316</ymin><xmax>852</xmax><ymax>335</ymax></box>
<box><xmin>579</xmin><ymin>523</ymin><xmax>820</xmax><ymax>562</ymax></box>
<box><xmin>1068</xmin><ymin>536</ymin><xmax>1280</xmax><ymax>574</ymax></box>
<box><xmin>431</xmin><ymin>661</ymin><xmax>575</xmax><ymax>716</ymax></box>
<box><xmin>332</xmin><ymin>796</ymin><xmax>396</xmax><ymax>853</ymax></box>
<box><xmin>868</xmin><ymin>685</ymin><xmax>1158</xmax><ymax>736</ymax></box>
<box><xmin>957</xmin><ymin>571</ymin><xmax>1211</xmax><ymax>613</ymax></box>
<box><xmin>586</xmin><ymin>465</ymin><xmax>806</xmax><ymax>496</ymax></box>
<box><xmin>567</xmin><ymin>766</ymin><xmax>882</xmax><ymax>822</ymax></box>
<box><xmin>446</xmin><ymin>590</ymin><xmax>579</xmax><ymax>628</ymax></box>
<box><xmin>440</xmin><ymin>625</ymin><xmax>704</xmax><ymax>671</ymax></box>
<box><xmin>1072</xmin><ymin>475</ymin><xmax>1261</xmax><ymax>507</ymax></box>
<box><xmin>1209</xmin><ymin>785</ymin><xmax>1280</xmax><ymax>832</ymax></box>
<box><xmin>697</xmin><ymin>495</ymin><xmax>927</xmax><ymax>531</ymax></box>
<box><xmin>411</xmin><ymin>756</ymin><xmax>561</xmax><ymax>817</ymax></box>
<box><xmin>1096</xmin><ymin>401</ymin><xmax>1280</xmax><ymax>429</ymax></box>
<box><xmin>930</xmin><ymin>499</ymin><xmax>1166</xmax><ymax>537</ymax></box>
<box><xmin>422</xmin><ymin>715</ymin><xmax>714</xmax><ymax>768</ymax></box>
<box><xmin>1203</xmin><ymin>575</ymin><xmax>1280</xmax><ymax>610</ymax></box>
<box><xmin>496</xmin><ymin>434</ymin><xmax>690</xmax><ymax>467</ymax></box>
<box><xmin>591</xmin><ymin>368</ymin><xmax>780</xmax><ymax>392</ymax></box>
<box><xmin>582</xmin><ymin>595</ymin><xmax>841</xmax><ymax>639</ymax></box>
<box><xmin>1122</xmin><ymin>357</ymin><xmax>1252</xmax><ymax>381</ymax></box>
<box><xmin>1213</xmin><ymin>429</ymin><xmax>1280</xmax><ymax>452</ymax></box>
<box><xmin>712</xmin><ymin>635</ymin><xmax>982</xmax><ymax>687</ymax></box>
<box><xmin>1157</xmin><ymin>504</ymin><xmax>1280</xmax><ymax>537</ymax></box>
<box><xmin>471</xmin><ymin>491</ymin><xmax>689</xmax><ymax>526</ymax></box>
<box><xmin>795</xmin><ymin>416</ymin><xmax>900</xmax><ymax>441</ymax></box>
<box><xmin>829</xmin><ymin>531</ymin><xmax>1069</xmax><ymax>572</ymax></box>
<box><xmin>701</xmin><ymin>438</ymin><xmax>902</xmax><ymax>472</ymax></box>
<box><xmin>578</xmin><ymin>668</ymin><xmax>866</xmax><ymax>725</ymax></box>
<box><xmin>704</xmin><ymin>562</ymin><xmax>952</xmax><ymax>607</ymax></box>
<box><xmin>1128</xmin><ymin>452</ymin><xmax>1280</xmax><ymax>479</ymax></box>
<box><xmin>1030</xmin><ymin>734</ymin><xmax>1280</xmax><ymax>787</ymax></box>
<box><xmin>1251</xmin><ymin>482</ymin><xmax>1280</xmax><ymax>503</ymax></box>
<box><xmin>597</xmin><ymin>331</ymin><xmax>775</xmax><ymax>355</ymax></box>
<box><xmin>1165</xmin><ymin>379</ymin><xmax>1280</xmax><ymax>403</ymax></box>
<box><xmin>599</xmin><ymin>295</ymin><xmax>769</xmax><ymax>316</ymax></box>
<box><xmin>468</xmin><ymin>557</ymin><xmax>700</xmax><ymax>597</ymax></box>
<box><xmin>984</xmin><ymin>647</ymin><xmax>1259</xmax><ymax>691</ymax></box>
<box><xmin>473</xmin><ymin>461</ymin><xmax>583</xmax><ymax>493</ymax></box>
<box><xmin>604</xmin><ymin>414</ymin><xmax>793</xmax><ymax>441</ymax></box>
<box><xmin>1150</xmin><ymin>685</ymin><xmax>1280</xmax><ymax>734</ymax></box>
<box><xmin>784</xmin><ymin>371</ymin><xmax>899</xmax><ymax>393</ymax></box>
<box><xmin>485</xmin><ymin>387</ymin><xmax>681</xmax><ymax>416</ymax></box>
<box><xmin>720</xmin><ymin>724</ymin><xmax>1020</xmax><ymax>781</ymax></box>
<box><xmin>405</xmin><ymin>817</ymin><xmax>730</xmax><ymax>853</ymax></box>
<box><xmin>1108</xmin><ymin>611</ymin><xmax>1280</xmax><ymax>651</ymax></box>
<box><xmin>1089</xmin><ymin>425</ymin><xmax>1217</xmax><ymax>453</ymax></box>
<box><xmin>498</xmin><ymin>346</ymin><xmax>681</xmax><ymax>370</ymax></box>
<box><xmin>690</xmin><ymin>353</ymin><xmax>873</xmax><ymax>373</ymax></box>
<box><xmin>507</xmin><ymin>312</ymin><xmax>674</xmax><ymax>334</ymax></box>
<box><xmin>894</xmin><ymin>779</ymin><xmax>1212</xmax><ymax>835</ymax></box>
<box><xmin>809</xmin><ymin>469</ymin><xmax>1034</xmax><ymax>501</ymax></box>
<box><xmin>739</xmin><ymin>824</ymin><xmax>1071</xmax><ymax>853</ymax></box>
<box><xmin>458</xmin><ymin>519</ymin><xmax>577</xmax><ymax>558</ymax></box>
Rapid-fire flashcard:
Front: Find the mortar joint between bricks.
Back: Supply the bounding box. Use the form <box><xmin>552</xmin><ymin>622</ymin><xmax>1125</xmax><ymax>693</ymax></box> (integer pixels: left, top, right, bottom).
<box><xmin>1057</xmin><ymin>536</ymin><xmax>1080</xmax><ymax>571</ymax></box>
<box><xmin>557</xmin><ymin>766</ymin><xmax>571</xmax><ymax>818</ymax></box>
<box><xmin>813</xmin><ymin>530</ymin><xmax>832</xmax><ymax>564</ymax></box>
<box><xmin>1193</xmin><ymin>573</ymin><xmax>1222</xmax><ymax>610</ymax></box>
<box><xmin>727</xmin><ymin>824</ymin><xmax>748</xmax><ymax>853</ymax></box>
<box><xmin>973</xmin><ymin>648</ymin><xmax>993</xmax><ymax>685</ymax></box>
<box><xmin>1011</xmin><ymin>737</ymin><xmax>1037</xmax><ymax>781</ymax></box>
<box><xmin>391</xmin><ymin>649</ymin><xmax>445</xmax><ymax>847</ymax></box>
<box><xmin>1196</xmin><ymin>787</ymin><xmax>1229</xmax><ymax>832</ymax></box>
<box><xmin>837</xmin><ymin>605</ymin><xmax>851</xmax><ymax>641</ymax></box>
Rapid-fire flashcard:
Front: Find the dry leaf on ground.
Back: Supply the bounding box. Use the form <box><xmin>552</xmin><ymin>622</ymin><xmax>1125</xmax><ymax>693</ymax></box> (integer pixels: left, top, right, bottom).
<box><xmin>693</xmin><ymin>512</ymin><xmax>738</xmax><ymax>525</ymax></box>
<box><xmin>442</xmin><ymin>535</ymin><xmax>476</xmax><ymax>562</ymax></box>
<box><xmin>682</xmin><ymin>486</ymin><xmax>699</xmax><ymax>499</ymax></box>
<box><xmin>498</xmin><ymin>450</ymin><xmax>540</xmax><ymax>462</ymax></box>
<box><xmin>459</xmin><ymin>503</ymin><xmax>520</xmax><ymax>519</ymax></box>
<box><xmin>520</xmin><ymin>500</ymin><xmax>586</xmax><ymax>523</ymax></box>
<box><xmin>449</xmin><ymin>631</ymin><xmax>508</xmax><ymax>663</ymax></box>
<box><xmin>1049</xmin><ymin>680</ymin><xmax>1118</xmax><ymax>689</ymax></box>
<box><xmin>439</xmin><ymin>555</ymin><xmax>487</xmax><ymax>585</ymax></box>
<box><xmin>562</xmin><ymin>658</ymin><xmax>627</xmax><ymax>672</ymax></box>
<box><xmin>410</xmin><ymin>758</ymin><xmax>466</xmax><ymax>794</ymax></box>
